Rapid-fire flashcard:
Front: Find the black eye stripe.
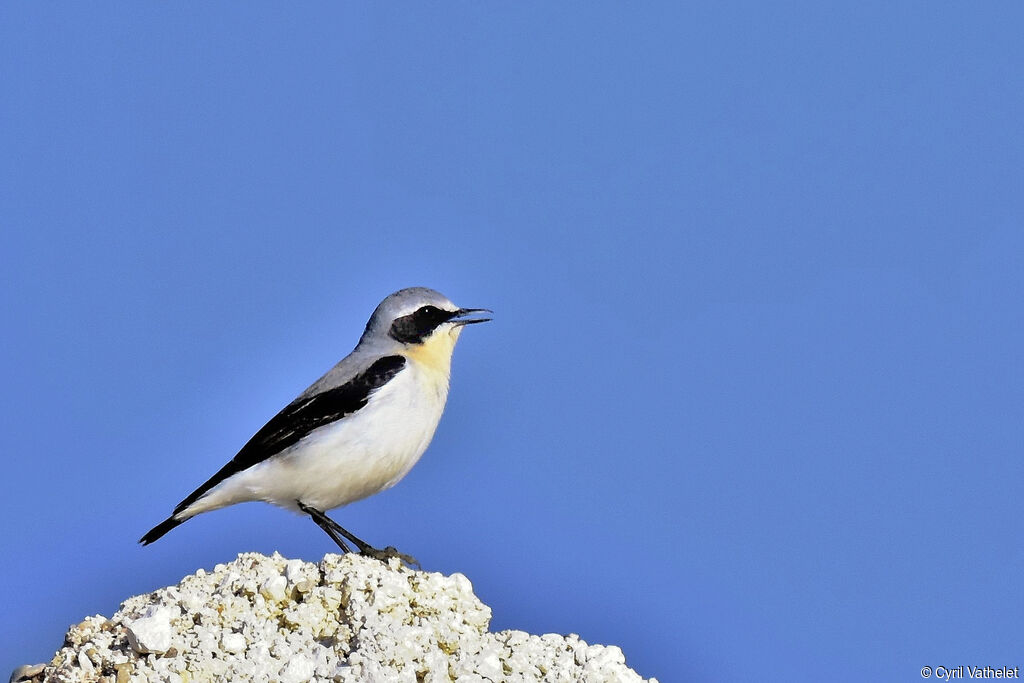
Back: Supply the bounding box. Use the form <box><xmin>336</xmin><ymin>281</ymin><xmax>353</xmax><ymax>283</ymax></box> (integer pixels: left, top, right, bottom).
<box><xmin>388</xmin><ymin>305</ymin><xmax>457</xmax><ymax>344</ymax></box>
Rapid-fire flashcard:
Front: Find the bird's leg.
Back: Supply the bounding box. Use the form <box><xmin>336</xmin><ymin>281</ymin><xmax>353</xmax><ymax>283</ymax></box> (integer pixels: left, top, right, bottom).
<box><xmin>297</xmin><ymin>501</ymin><xmax>372</xmax><ymax>553</ymax></box>
<box><xmin>296</xmin><ymin>501</ymin><xmax>419</xmax><ymax>568</ymax></box>
<box><xmin>298</xmin><ymin>501</ymin><xmax>353</xmax><ymax>553</ymax></box>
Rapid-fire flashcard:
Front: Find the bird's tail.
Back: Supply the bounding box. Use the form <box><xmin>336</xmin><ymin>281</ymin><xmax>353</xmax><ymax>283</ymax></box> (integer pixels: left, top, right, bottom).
<box><xmin>139</xmin><ymin>515</ymin><xmax>186</xmax><ymax>545</ymax></box>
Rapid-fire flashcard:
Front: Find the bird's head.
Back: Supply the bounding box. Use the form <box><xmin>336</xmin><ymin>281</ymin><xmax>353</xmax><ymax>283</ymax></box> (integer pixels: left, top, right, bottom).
<box><xmin>359</xmin><ymin>288</ymin><xmax>491</xmax><ymax>369</ymax></box>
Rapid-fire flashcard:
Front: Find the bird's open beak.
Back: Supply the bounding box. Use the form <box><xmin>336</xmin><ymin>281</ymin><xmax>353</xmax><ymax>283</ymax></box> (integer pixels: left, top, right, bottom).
<box><xmin>450</xmin><ymin>308</ymin><xmax>493</xmax><ymax>327</ymax></box>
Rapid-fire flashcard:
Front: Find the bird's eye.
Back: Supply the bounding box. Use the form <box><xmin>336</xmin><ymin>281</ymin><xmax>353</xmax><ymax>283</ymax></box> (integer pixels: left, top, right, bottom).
<box><xmin>390</xmin><ymin>305</ymin><xmax>454</xmax><ymax>344</ymax></box>
<box><xmin>416</xmin><ymin>305</ymin><xmax>446</xmax><ymax>319</ymax></box>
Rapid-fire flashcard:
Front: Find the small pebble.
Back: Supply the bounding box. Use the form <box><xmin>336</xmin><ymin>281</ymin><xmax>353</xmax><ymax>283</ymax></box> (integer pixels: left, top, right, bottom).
<box><xmin>222</xmin><ymin>632</ymin><xmax>246</xmax><ymax>654</ymax></box>
<box><xmin>260</xmin><ymin>575</ymin><xmax>287</xmax><ymax>603</ymax></box>
<box><xmin>124</xmin><ymin>606</ymin><xmax>174</xmax><ymax>654</ymax></box>
<box><xmin>9</xmin><ymin>663</ymin><xmax>44</xmax><ymax>682</ymax></box>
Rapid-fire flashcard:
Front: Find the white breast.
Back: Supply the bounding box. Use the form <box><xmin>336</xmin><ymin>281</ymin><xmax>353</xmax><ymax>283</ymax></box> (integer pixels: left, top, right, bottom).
<box><xmin>188</xmin><ymin>361</ymin><xmax>450</xmax><ymax>516</ymax></box>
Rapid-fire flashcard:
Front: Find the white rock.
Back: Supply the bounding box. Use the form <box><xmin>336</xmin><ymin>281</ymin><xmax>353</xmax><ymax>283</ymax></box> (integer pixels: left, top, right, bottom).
<box><xmin>75</xmin><ymin>650</ymin><xmax>93</xmax><ymax>674</ymax></box>
<box><xmin>124</xmin><ymin>606</ymin><xmax>175</xmax><ymax>654</ymax></box>
<box><xmin>476</xmin><ymin>644</ymin><xmax>503</xmax><ymax>679</ymax></box>
<box><xmin>260</xmin><ymin>574</ymin><xmax>288</xmax><ymax>603</ymax></box>
<box><xmin>18</xmin><ymin>552</ymin><xmax>656</xmax><ymax>683</ymax></box>
<box><xmin>284</xmin><ymin>558</ymin><xmax>306</xmax><ymax>584</ymax></box>
<box><xmin>9</xmin><ymin>663</ymin><xmax>45</xmax><ymax>682</ymax></box>
<box><xmin>280</xmin><ymin>657</ymin><xmax>316</xmax><ymax>683</ymax></box>
<box><xmin>222</xmin><ymin>632</ymin><xmax>246</xmax><ymax>654</ymax></box>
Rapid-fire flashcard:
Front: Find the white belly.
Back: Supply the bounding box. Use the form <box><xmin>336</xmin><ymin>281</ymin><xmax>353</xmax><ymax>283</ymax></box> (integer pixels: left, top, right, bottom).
<box><xmin>189</xmin><ymin>363</ymin><xmax>449</xmax><ymax>515</ymax></box>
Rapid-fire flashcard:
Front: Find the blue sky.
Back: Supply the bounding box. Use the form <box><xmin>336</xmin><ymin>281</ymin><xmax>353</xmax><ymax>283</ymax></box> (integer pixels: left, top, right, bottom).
<box><xmin>3</xmin><ymin>4</ymin><xmax>1023</xmax><ymax>681</ymax></box>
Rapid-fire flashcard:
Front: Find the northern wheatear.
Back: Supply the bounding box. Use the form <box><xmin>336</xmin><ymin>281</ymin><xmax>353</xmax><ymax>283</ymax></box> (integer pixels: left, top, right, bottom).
<box><xmin>140</xmin><ymin>287</ymin><xmax>490</xmax><ymax>560</ymax></box>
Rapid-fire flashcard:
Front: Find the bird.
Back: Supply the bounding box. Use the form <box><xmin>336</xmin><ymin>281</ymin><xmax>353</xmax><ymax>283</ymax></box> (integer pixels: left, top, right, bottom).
<box><xmin>140</xmin><ymin>287</ymin><xmax>490</xmax><ymax>562</ymax></box>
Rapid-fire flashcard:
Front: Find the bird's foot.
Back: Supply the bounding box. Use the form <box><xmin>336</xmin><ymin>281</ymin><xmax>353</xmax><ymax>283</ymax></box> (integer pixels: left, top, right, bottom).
<box><xmin>359</xmin><ymin>545</ymin><xmax>420</xmax><ymax>569</ymax></box>
<box><xmin>296</xmin><ymin>501</ymin><xmax>419</xmax><ymax>567</ymax></box>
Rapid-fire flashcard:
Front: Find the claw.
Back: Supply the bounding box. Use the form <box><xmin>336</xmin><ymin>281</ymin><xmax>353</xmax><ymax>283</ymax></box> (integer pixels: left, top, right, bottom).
<box><xmin>360</xmin><ymin>545</ymin><xmax>420</xmax><ymax>569</ymax></box>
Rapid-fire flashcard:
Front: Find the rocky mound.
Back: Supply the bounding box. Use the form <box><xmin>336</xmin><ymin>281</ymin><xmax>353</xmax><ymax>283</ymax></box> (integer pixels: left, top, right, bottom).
<box><xmin>13</xmin><ymin>552</ymin><xmax>655</xmax><ymax>682</ymax></box>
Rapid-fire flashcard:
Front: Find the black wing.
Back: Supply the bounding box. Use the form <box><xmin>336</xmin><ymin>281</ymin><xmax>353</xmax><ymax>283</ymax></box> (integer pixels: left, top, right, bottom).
<box><xmin>170</xmin><ymin>355</ymin><xmax>407</xmax><ymax>516</ymax></box>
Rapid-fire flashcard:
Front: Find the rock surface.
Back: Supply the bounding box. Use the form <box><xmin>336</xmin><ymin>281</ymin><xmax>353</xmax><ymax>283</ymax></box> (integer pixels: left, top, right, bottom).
<box><xmin>14</xmin><ymin>552</ymin><xmax>656</xmax><ymax>682</ymax></box>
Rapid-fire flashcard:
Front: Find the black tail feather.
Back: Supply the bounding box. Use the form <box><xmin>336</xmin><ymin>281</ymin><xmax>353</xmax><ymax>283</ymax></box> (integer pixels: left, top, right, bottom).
<box><xmin>139</xmin><ymin>515</ymin><xmax>186</xmax><ymax>545</ymax></box>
